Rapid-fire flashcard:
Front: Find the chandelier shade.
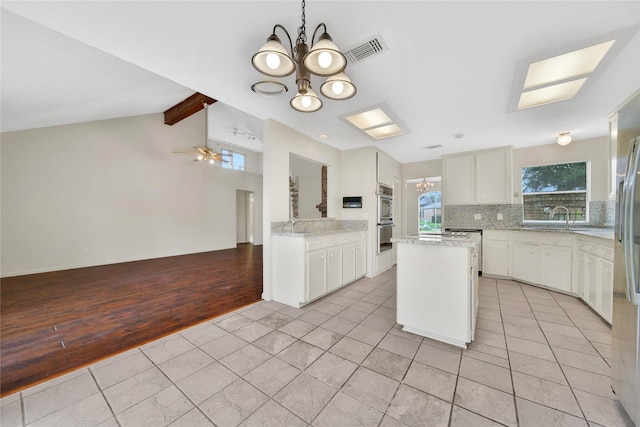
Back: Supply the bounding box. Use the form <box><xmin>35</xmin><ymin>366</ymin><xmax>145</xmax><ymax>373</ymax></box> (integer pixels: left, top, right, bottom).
<box><xmin>291</xmin><ymin>87</ymin><xmax>323</xmax><ymax>113</ymax></box>
<box><xmin>250</xmin><ymin>1</ymin><xmax>356</xmax><ymax>113</ymax></box>
<box><xmin>320</xmin><ymin>72</ymin><xmax>356</xmax><ymax>100</ymax></box>
<box><xmin>416</xmin><ymin>179</ymin><xmax>435</xmax><ymax>193</ymax></box>
<box><xmin>304</xmin><ymin>33</ymin><xmax>347</xmax><ymax>76</ymax></box>
<box><xmin>251</xmin><ymin>34</ymin><xmax>296</xmax><ymax>77</ymax></box>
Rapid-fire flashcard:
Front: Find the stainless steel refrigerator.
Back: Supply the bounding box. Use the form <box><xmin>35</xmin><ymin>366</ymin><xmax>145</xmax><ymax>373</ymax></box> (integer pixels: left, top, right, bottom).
<box><xmin>613</xmin><ymin>90</ymin><xmax>640</xmax><ymax>426</ymax></box>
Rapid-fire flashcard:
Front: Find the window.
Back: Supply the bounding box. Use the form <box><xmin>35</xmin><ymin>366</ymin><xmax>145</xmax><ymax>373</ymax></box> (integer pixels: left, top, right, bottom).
<box><xmin>221</xmin><ymin>149</ymin><xmax>245</xmax><ymax>171</ymax></box>
<box><xmin>418</xmin><ymin>191</ymin><xmax>442</xmax><ymax>233</ymax></box>
<box><xmin>522</xmin><ymin>161</ymin><xmax>588</xmax><ymax>222</ymax></box>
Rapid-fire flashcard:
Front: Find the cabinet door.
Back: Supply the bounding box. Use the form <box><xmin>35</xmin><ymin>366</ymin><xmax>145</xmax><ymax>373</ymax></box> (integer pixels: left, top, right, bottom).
<box><xmin>443</xmin><ymin>154</ymin><xmax>475</xmax><ymax>205</ymax></box>
<box><xmin>540</xmin><ymin>245</ymin><xmax>572</xmax><ymax>292</ymax></box>
<box><xmin>377</xmin><ymin>152</ymin><xmax>390</xmax><ymax>186</ymax></box>
<box><xmin>307</xmin><ymin>249</ymin><xmax>326</xmax><ymax>301</ymax></box>
<box><xmin>512</xmin><ymin>242</ymin><xmax>539</xmax><ymax>284</ymax></box>
<box><xmin>598</xmin><ymin>258</ymin><xmax>613</xmax><ymax>323</ymax></box>
<box><xmin>327</xmin><ymin>246</ymin><xmax>342</xmax><ymax>292</ymax></box>
<box><xmin>576</xmin><ymin>251</ymin><xmax>588</xmax><ymax>299</ymax></box>
<box><xmin>355</xmin><ymin>240</ymin><xmax>366</xmax><ymax>278</ymax></box>
<box><xmin>476</xmin><ymin>149</ymin><xmax>511</xmax><ymax>204</ymax></box>
<box><xmin>483</xmin><ymin>239</ymin><xmax>509</xmax><ymax>276</ymax></box>
<box><xmin>586</xmin><ymin>254</ymin><xmax>598</xmax><ymax>310</ymax></box>
<box><xmin>342</xmin><ymin>243</ymin><xmax>356</xmax><ymax>285</ymax></box>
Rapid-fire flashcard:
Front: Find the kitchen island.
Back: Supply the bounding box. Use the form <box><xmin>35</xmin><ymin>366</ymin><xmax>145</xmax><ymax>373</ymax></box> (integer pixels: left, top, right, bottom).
<box><xmin>392</xmin><ymin>233</ymin><xmax>480</xmax><ymax>348</ymax></box>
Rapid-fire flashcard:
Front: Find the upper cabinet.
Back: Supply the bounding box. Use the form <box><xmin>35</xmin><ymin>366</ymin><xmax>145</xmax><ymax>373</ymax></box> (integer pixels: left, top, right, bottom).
<box><xmin>443</xmin><ymin>146</ymin><xmax>513</xmax><ymax>205</ymax></box>
<box><xmin>377</xmin><ymin>151</ymin><xmax>400</xmax><ymax>186</ymax></box>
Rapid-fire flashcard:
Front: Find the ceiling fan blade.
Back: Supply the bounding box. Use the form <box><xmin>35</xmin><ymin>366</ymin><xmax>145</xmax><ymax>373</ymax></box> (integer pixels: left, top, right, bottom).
<box><xmin>172</xmin><ymin>150</ymin><xmax>197</xmax><ymax>154</ymax></box>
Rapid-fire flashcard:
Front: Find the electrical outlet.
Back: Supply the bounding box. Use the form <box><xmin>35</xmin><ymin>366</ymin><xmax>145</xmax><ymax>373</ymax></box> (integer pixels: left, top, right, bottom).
<box><xmin>497</xmin><ymin>213</ymin><xmax>503</xmax><ymax>220</ymax></box>
<box><xmin>474</xmin><ymin>213</ymin><xmax>481</xmax><ymax>220</ymax></box>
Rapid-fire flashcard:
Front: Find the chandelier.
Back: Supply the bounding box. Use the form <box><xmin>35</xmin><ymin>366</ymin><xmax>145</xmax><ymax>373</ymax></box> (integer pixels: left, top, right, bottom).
<box><xmin>251</xmin><ymin>0</ymin><xmax>356</xmax><ymax>113</ymax></box>
<box><xmin>416</xmin><ymin>179</ymin><xmax>435</xmax><ymax>193</ymax></box>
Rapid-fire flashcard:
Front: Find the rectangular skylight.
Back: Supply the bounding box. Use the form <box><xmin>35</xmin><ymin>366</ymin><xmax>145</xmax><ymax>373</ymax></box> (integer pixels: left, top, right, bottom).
<box><xmin>523</xmin><ymin>40</ymin><xmax>615</xmax><ymax>89</ymax></box>
<box><xmin>345</xmin><ymin>108</ymin><xmax>392</xmax><ymax>130</ymax></box>
<box><xmin>517</xmin><ymin>78</ymin><xmax>587</xmax><ymax>110</ymax></box>
<box><xmin>365</xmin><ymin>123</ymin><xmax>405</xmax><ymax>140</ymax></box>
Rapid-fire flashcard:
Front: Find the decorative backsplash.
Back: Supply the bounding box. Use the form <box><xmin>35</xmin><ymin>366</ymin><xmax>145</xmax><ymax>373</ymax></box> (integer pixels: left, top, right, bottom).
<box><xmin>444</xmin><ymin>201</ymin><xmax>615</xmax><ymax>229</ymax></box>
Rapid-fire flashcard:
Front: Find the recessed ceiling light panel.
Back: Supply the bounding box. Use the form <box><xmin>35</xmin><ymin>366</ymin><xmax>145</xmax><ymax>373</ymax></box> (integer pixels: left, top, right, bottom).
<box><xmin>517</xmin><ymin>78</ymin><xmax>587</xmax><ymax>110</ymax></box>
<box><xmin>345</xmin><ymin>108</ymin><xmax>392</xmax><ymax>130</ymax></box>
<box><xmin>365</xmin><ymin>123</ymin><xmax>405</xmax><ymax>140</ymax></box>
<box><xmin>523</xmin><ymin>40</ymin><xmax>615</xmax><ymax>90</ymax></box>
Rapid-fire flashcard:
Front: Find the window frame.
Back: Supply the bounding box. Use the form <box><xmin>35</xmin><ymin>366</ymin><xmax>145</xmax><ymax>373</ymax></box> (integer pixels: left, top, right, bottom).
<box><xmin>221</xmin><ymin>149</ymin><xmax>246</xmax><ymax>172</ymax></box>
<box><xmin>521</xmin><ymin>160</ymin><xmax>590</xmax><ymax>224</ymax></box>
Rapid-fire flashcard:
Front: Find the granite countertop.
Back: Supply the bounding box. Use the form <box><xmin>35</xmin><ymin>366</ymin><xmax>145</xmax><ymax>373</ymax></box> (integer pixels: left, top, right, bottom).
<box><xmin>392</xmin><ymin>234</ymin><xmax>480</xmax><ymax>249</ymax></box>
<box><xmin>272</xmin><ymin>219</ymin><xmax>368</xmax><ymax>237</ymax></box>
<box><xmin>495</xmin><ymin>226</ymin><xmax>615</xmax><ymax>240</ymax></box>
<box><xmin>273</xmin><ymin>228</ymin><xmax>365</xmax><ymax>237</ymax></box>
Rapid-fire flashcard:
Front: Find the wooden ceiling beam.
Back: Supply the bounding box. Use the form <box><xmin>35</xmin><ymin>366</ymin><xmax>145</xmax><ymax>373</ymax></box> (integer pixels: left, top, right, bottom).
<box><xmin>163</xmin><ymin>92</ymin><xmax>216</xmax><ymax>125</ymax></box>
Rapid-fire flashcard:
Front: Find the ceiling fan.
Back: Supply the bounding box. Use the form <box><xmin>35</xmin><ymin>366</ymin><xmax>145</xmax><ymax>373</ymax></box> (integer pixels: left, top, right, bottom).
<box><xmin>172</xmin><ymin>102</ymin><xmax>231</xmax><ymax>164</ymax></box>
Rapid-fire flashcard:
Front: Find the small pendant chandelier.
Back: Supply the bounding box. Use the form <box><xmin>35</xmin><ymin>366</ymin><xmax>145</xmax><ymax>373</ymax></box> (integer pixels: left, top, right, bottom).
<box><xmin>416</xmin><ymin>179</ymin><xmax>435</xmax><ymax>193</ymax></box>
<box><xmin>251</xmin><ymin>0</ymin><xmax>357</xmax><ymax>113</ymax></box>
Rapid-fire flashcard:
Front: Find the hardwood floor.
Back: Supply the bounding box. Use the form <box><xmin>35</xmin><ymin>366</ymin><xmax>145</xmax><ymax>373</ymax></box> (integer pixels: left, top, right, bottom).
<box><xmin>0</xmin><ymin>244</ymin><xmax>263</xmax><ymax>396</ymax></box>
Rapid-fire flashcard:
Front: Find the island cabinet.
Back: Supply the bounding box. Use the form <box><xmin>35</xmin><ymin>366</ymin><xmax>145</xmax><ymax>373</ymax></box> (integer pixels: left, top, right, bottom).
<box><xmin>482</xmin><ymin>230</ymin><xmax>510</xmax><ymax>276</ymax></box>
<box><xmin>576</xmin><ymin>236</ymin><xmax>614</xmax><ymax>322</ymax></box>
<box><xmin>442</xmin><ymin>146</ymin><xmax>512</xmax><ymax>205</ymax></box>
<box><xmin>511</xmin><ymin>231</ymin><xmax>573</xmax><ymax>292</ymax></box>
<box><xmin>395</xmin><ymin>237</ymin><xmax>479</xmax><ymax>348</ymax></box>
<box><xmin>272</xmin><ymin>231</ymin><xmax>366</xmax><ymax>307</ymax></box>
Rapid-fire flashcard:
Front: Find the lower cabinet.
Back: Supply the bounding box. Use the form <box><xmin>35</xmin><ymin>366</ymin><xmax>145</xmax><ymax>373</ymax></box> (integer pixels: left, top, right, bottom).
<box><xmin>510</xmin><ymin>232</ymin><xmax>573</xmax><ymax>293</ymax></box>
<box><xmin>483</xmin><ymin>230</ymin><xmax>510</xmax><ymax>276</ymax></box>
<box><xmin>273</xmin><ymin>231</ymin><xmax>367</xmax><ymax>307</ymax></box>
<box><xmin>307</xmin><ymin>249</ymin><xmax>327</xmax><ymax>300</ymax></box>
<box><xmin>577</xmin><ymin>238</ymin><xmax>614</xmax><ymax>323</ymax></box>
<box><xmin>483</xmin><ymin>230</ymin><xmax>613</xmax><ymax>324</ymax></box>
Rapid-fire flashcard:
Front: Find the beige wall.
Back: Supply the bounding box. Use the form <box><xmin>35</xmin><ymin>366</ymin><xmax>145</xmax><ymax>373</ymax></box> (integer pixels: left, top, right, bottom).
<box><xmin>1</xmin><ymin>111</ymin><xmax>263</xmax><ymax>277</ymax></box>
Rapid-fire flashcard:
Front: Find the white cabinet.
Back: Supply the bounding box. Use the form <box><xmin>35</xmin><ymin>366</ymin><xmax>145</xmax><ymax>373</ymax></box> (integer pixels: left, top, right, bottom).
<box><xmin>483</xmin><ymin>230</ymin><xmax>510</xmax><ymax>276</ymax></box>
<box><xmin>510</xmin><ymin>232</ymin><xmax>573</xmax><ymax>293</ymax></box>
<box><xmin>342</xmin><ymin>243</ymin><xmax>356</xmax><ymax>285</ymax></box>
<box><xmin>377</xmin><ymin>151</ymin><xmax>400</xmax><ymax>187</ymax></box>
<box><xmin>540</xmin><ymin>245</ymin><xmax>572</xmax><ymax>292</ymax></box>
<box><xmin>273</xmin><ymin>232</ymin><xmax>367</xmax><ymax>307</ymax></box>
<box><xmin>356</xmin><ymin>238</ymin><xmax>366</xmax><ymax>278</ymax></box>
<box><xmin>443</xmin><ymin>154</ymin><xmax>475</xmax><ymax>205</ymax></box>
<box><xmin>443</xmin><ymin>146</ymin><xmax>512</xmax><ymax>205</ymax></box>
<box><xmin>512</xmin><ymin>241</ymin><xmax>539</xmax><ymax>284</ymax></box>
<box><xmin>476</xmin><ymin>149</ymin><xmax>512</xmax><ymax>204</ymax></box>
<box><xmin>576</xmin><ymin>237</ymin><xmax>614</xmax><ymax>323</ymax></box>
<box><xmin>307</xmin><ymin>249</ymin><xmax>327</xmax><ymax>300</ymax></box>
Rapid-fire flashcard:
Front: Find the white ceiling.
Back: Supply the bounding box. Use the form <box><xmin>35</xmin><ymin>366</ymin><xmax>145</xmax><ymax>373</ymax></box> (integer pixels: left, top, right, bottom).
<box><xmin>2</xmin><ymin>1</ymin><xmax>639</xmax><ymax>163</ymax></box>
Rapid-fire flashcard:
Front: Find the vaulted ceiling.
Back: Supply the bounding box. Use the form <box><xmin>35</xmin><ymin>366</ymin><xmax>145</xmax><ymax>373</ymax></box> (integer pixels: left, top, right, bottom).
<box><xmin>2</xmin><ymin>1</ymin><xmax>639</xmax><ymax>163</ymax></box>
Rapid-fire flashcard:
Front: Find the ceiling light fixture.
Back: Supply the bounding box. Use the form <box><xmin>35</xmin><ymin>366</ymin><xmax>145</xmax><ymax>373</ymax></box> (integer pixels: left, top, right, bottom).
<box><xmin>557</xmin><ymin>132</ymin><xmax>572</xmax><ymax>146</ymax></box>
<box><xmin>251</xmin><ymin>0</ymin><xmax>356</xmax><ymax>112</ymax></box>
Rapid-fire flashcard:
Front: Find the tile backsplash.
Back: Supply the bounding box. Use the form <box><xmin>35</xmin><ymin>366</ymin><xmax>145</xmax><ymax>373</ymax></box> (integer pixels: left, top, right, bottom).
<box><xmin>444</xmin><ymin>201</ymin><xmax>615</xmax><ymax>229</ymax></box>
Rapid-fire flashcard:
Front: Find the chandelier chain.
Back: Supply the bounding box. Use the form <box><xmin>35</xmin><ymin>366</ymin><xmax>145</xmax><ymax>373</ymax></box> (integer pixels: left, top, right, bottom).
<box><xmin>295</xmin><ymin>0</ymin><xmax>307</xmax><ymax>54</ymax></box>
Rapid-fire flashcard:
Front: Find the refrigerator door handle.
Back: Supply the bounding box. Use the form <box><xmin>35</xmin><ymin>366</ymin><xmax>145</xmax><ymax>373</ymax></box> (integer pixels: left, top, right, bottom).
<box><xmin>624</xmin><ymin>137</ymin><xmax>640</xmax><ymax>304</ymax></box>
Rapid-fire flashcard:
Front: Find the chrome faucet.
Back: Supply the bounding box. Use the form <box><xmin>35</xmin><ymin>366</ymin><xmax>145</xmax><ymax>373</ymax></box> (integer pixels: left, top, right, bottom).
<box><xmin>549</xmin><ymin>206</ymin><xmax>570</xmax><ymax>229</ymax></box>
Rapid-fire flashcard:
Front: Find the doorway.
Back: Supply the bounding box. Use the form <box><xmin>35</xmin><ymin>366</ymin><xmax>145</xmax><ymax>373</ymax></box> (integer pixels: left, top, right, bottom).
<box><xmin>236</xmin><ymin>190</ymin><xmax>255</xmax><ymax>244</ymax></box>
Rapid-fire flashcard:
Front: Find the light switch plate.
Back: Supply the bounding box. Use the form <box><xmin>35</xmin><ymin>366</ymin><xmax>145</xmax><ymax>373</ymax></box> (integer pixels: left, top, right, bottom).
<box><xmin>474</xmin><ymin>213</ymin><xmax>481</xmax><ymax>220</ymax></box>
<box><xmin>497</xmin><ymin>213</ymin><xmax>503</xmax><ymax>220</ymax></box>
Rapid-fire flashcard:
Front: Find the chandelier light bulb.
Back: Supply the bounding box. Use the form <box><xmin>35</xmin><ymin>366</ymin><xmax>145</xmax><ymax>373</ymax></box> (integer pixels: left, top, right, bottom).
<box><xmin>318</xmin><ymin>51</ymin><xmax>332</xmax><ymax>69</ymax></box>
<box><xmin>331</xmin><ymin>81</ymin><xmax>344</xmax><ymax>95</ymax></box>
<box><xmin>265</xmin><ymin>53</ymin><xmax>280</xmax><ymax>70</ymax></box>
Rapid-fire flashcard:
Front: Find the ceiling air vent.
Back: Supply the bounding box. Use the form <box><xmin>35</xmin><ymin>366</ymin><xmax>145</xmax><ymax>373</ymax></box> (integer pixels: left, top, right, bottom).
<box><xmin>344</xmin><ymin>34</ymin><xmax>388</xmax><ymax>65</ymax></box>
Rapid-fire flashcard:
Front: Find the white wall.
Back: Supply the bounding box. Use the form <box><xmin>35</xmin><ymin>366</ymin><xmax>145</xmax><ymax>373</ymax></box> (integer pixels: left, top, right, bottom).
<box><xmin>236</xmin><ymin>190</ymin><xmax>249</xmax><ymax>243</ymax></box>
<box><xmin>1</xmin><ymin>111</ymin><xmax>263</xmax><ymax>277</ymax></box>
<box><xmin>262</xmin><ymin>119</ymin><xmax>342</xmax><ymax>300</ymax></box>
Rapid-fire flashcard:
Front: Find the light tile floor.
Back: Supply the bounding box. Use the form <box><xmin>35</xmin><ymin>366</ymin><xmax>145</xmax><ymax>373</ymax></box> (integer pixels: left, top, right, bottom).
<box><xmin>1</xmin><ymin>269</ymin><xmax>634</xmax><ymax>427</ymax></box>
